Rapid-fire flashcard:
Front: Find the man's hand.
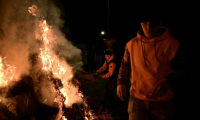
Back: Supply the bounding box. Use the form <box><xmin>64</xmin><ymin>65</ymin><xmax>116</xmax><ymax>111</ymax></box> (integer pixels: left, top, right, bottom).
<box><xmin>117</xmin><ymin>85</ymin><xmax>126</xmax><ymax>101</ymax></box>
<box><xmin>93</xmin><ymin>73</ymin><xmax>101</xmax><ymax>81</ymax></box>
<box><xmin>83</xmin><ymin>73</ymin><xmax>100</xmax><ymax>82</ymax></box>
<box><xmin>146</xmin><ymin>78</ymin><xmax>169</xmax><ymax>99</ymax></box>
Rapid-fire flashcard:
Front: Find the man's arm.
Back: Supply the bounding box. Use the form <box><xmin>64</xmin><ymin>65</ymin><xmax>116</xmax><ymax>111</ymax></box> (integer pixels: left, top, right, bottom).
<box><xmin>117</xmin><ymin>45</ymin><xmax>131</xmax><ymax>85</ymax></box>
<box><xmin>166</xmin><ymin>45</ymin><xmax>188</xmax><ymax>88</ymax></box>
<box><xmin>100</xmin><ymin>62</ymin><xmax>116</xmax><ymax>78</ymax></box>
<box><xmin>96</xmin><ymin>60</ymin><xmax>107</xmax><ymax>74</ymax></box>
<box><xmin>117</xmin><ymin>45</ymin><xmax>131</xmax><ymax>101</ymax></box>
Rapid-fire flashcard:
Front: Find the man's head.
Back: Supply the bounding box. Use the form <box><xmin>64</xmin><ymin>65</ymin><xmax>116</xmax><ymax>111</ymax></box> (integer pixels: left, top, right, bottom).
<box><xmin>136</xmin><ymin>8</ymin><xmax>164</xmax><ymax>39</ymax></box>
<box><xmin>140</xmin><ymin>21</ymin><xmax>162</xmax><ymax>39</ymax></box>
<box><xmin>104</xmin><ymin>50</ymin><xmax>113</xmax><ymax>61</ymax></box>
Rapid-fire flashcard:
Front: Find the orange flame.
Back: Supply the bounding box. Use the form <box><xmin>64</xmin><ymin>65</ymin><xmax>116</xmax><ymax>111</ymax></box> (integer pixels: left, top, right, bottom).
<box><xmin>0</xmin><ymin>57</ymin><xmax>16</xmax><ymax>86</ymax></box>
<box><xmin>31</xmin><ymin>8</ymin><xmax>84</xmax><ymax>108</ymax></box>
<box><xmin>37</xmin><ymin>19</ymin><xmax>78</xmax><ymax>106</ymax></box>
<box><xmin>28</xmin><ymin>4</ymin><xmax>93</xmax><ymax>119</ymax></box>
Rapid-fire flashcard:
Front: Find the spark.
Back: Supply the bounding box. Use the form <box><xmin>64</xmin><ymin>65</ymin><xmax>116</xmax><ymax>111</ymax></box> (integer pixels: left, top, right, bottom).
<box><xmin>62</xmin><ymin>116</ymin><xmax>67</xmax><ymax>120</ymax></box>
<box><xmin>28</xmin><ymin>4</ymin><xmax>37</xmax><ymax>16</ymax></box>
<box><xmin>85</xmin><ymin>117</ymin><xmax>88</xmax><ymax>120</ymax></box>
<box><xmin>43</xmin><ymin>99</ymin><xmax>47</xmax><ymax>103</ymax></box>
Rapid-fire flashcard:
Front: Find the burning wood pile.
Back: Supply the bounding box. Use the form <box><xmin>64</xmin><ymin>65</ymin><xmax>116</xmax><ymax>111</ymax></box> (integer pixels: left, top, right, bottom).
<box><xmin>0</xmin><ymin>1</ymin><xmax>115</xmax><ymax>120</ymax></box>
<box><xmin>0</xmin><ymin>66</ymin><xmax>114</xmax><ymax>120</ymax></box>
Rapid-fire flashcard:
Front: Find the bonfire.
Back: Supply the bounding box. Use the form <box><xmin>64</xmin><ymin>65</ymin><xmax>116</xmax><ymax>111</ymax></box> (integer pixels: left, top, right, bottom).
<box><xmin>0</xmin><ymin>2</ymin><xmax>115</xmax><ymax>120</ymax></box>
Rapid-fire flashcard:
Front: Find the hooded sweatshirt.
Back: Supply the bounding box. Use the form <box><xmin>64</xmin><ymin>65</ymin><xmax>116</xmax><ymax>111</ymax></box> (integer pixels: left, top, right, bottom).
<box><xmin>117</xmin><ymin>27</ymin><xmax>180</xmax><ymax>101</ymax></box>
<box><xmin>96</xmin><ymin>54</ymin><xmax>118</xmax><ymax>79</ymax></box>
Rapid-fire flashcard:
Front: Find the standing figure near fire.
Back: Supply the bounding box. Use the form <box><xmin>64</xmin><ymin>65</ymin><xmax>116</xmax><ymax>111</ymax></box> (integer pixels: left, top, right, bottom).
<box><xmin>95</xmin><ymin>50</ymin><xmax>119</xmax><ymax>109</ymax></box>
<box><xmin>117</xmin><ymin>9</ymin><xmax>187</xmax><ymax>120</ymax></box>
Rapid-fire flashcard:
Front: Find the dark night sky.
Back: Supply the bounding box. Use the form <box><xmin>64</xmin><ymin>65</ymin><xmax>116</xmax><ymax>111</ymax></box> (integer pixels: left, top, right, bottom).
<box><xmin>54</xmin><ymin>0</ymin><xmax>197</xmax><ymax>59</ymax></box>
<box><xmin>54</xmin><ymin>1</ymin><xmax>195</xmax><ymax>45</ymax></box>
<box><xmin>55</xmin><ymin>1</ymin><xmax>143</xmax><ymax>46</ymax></box>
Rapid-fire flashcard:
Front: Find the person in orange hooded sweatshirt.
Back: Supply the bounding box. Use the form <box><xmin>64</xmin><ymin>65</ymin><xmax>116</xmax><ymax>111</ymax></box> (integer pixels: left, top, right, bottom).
<box><xmin>96</xmin><ymin>50</ymin><xmax>119</xmax><ymax>109</ymax></box>
<box><xmin>117</xmin><ymin>10</ymin><xmax>187</xmax><ymax>120</ymax></box>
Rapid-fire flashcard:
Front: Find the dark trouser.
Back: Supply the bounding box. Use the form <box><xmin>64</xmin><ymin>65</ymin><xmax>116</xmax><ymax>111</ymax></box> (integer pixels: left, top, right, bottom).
<box><xmin>102</xmin><ymin>79</ymin><xmax>117</xmax><ymax>108</ymax></box>
<box><xmin>128</xmin><ymin>96</ymin><xmax>175</xmax><ymax>120</ymax></box>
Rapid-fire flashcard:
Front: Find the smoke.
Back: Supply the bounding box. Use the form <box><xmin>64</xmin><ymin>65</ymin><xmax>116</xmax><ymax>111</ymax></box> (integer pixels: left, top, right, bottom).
<box><xmin>0</xmin><ymin>0</ymin><xmax>85</xmax><ymax>117</ymax></box>
<box><xmin>0</xmin><ymin>0</ymin><xmax>83</xmax><ymax>79</ymax></box>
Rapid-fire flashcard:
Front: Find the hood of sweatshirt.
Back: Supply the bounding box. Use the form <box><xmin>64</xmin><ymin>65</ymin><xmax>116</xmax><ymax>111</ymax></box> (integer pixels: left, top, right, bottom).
<box><xmin>136</xmin><ymin>27</ymin><xmax>171</xmax><ymax>67</ymax></box>
<box><xmin>137</xmin><ymin>27</ymin><xmax>170</xmax><ymax>43</ymax></box>
<box><xmin>124</xmin><ymin>27</ymin><xmax>180</xmax><ymax>101</ymax></box>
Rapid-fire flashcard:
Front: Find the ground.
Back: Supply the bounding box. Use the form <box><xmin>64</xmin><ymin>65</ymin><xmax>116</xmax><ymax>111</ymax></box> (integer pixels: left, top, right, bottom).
<box><xmin>86</xmin><ymin>75</ymin><xmax>131</xmax><ymax>120</ymax></box>
<box><xmin>0</xmin><ymin>72</ymin><xmax>188</xmax><ymax>120</ymax></box>
<box><xmin>86</xmin><ymin>73</ymin><xmax>188</xmax><ymax>120</ymax></box>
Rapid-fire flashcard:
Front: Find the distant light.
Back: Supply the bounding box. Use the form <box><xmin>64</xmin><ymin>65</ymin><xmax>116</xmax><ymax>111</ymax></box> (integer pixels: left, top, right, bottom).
<box><xmin>62</xmin><ymin>44</ymin><xmax>64</xmax><ymax>45</ymax></box>
<box><xmin>101</xmin><ymin>31</ymin><xmax>105</xmax><ymax>35</ymax></box>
